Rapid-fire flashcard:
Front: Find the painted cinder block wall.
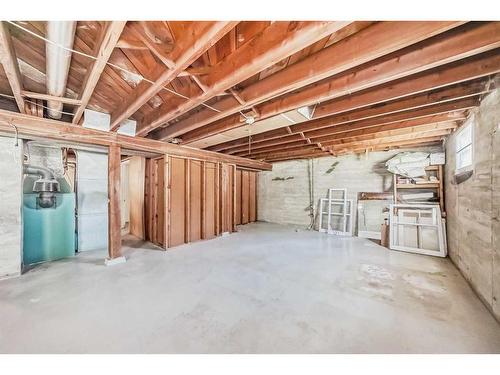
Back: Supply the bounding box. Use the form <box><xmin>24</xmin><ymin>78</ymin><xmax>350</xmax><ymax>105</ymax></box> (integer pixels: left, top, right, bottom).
<box><xmin>0</xmin><ymin>137</ymin><xmax>23</xmax><ymax>279</ymax></box>
<box><xmin>444</xmin><ymin>88</ymin><xmax>500</xmax><ymax>321</ymax></box>
<box><xmin>257</xmin><ymin>146</ymin><xmax>441</xmax><ymax>228</ymax></box>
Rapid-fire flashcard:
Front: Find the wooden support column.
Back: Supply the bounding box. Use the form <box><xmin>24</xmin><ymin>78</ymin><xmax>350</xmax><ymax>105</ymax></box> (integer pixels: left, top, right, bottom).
<box><xmin>164</xmin><ymin>155</ymin><xmax>170</xmax><ymax>249</ymax></box>
<box><xmin>107</xmin><ymin>143</ymin><xmax>123</xmax><ymax>262</ymax></box>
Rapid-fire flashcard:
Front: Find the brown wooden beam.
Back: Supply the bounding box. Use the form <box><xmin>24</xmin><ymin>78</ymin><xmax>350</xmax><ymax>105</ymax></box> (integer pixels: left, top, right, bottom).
<box><xmin>108</xmin><ymin>143</ymin><xmax>122</xmax><ymax>259</ymax></box>
<box><xmin>73</xmin><ymin>21</ymin><xmax>127</xmax><ymax>124</ymax></box>
<box><xmin>234</xmin><ymin>141</ymin><xmax>318</xmax><ymax>157</ymax></box>
<box><xmin>21</xmin><ymin>90</ymin><xmax>82</xmax><ymax>106</ymax></box>
<box><xmin>139</xmin><ymin>21</ymin><xmax>351</xmax><ymax>135</ymax></box>
<box><xmin>315</xmin><ymin>117</ymin><xmax>462</xmax><ymax>145</ymax></box>
<box><xmin>236</xmin><ymin>120</ymin><xmax>458</xmax><ymax>158</ymax></box>
<box><xmin>109</xmin><ymin>22</ymin><xmax>238</xmax><ymax>130</ymax></box>
<box><xmin>206</xmin><ymin>53</ymin><xmax>500</xmax><ymax>151</ymax></box>
<box><xmin>250</xmin><ymin>147</ymin><xmax>329</xmax><ymax>161</ymax></box>
<box><xmin>332</xmin><ymin>134</ymin><xmax>451</xmax><ymax>155</ymax></box>
<box><xmin>0</xmin><ymin>109</ymin><xmax>271</xmax><ymax>171</ymax></box>
<box><xmin>221</xmin><ymin>90</ymin><xmax>480</xmax><ymax>153</ymax></box>
<box><xmin>333</xmin><ymin>138</ymin><xmax>445</xmax><ymax>156</ymax></box>
<box><xmin>227</xmin><ymin>133</ymin><xmax>308</xmax><ymax>154</ymax></box>
<box><xmin>156</xmin><ymin>21</ymin><xmax>463</xmax><ymax>140</ymax></box>
<box><xmin>295</xmin><ymin>83</ymin><xmax>487</xmax><ymax>134</ymax></box>
<box><xmin>322</xmin><ymin>121</ymin><xmax>457</xmax><ymax>148</ymax></box>
<box><xmin>328</xmin><ymin>130</ymin><xmax>452</xmax><ymax>152</ymax></box>
<box><xmin>303</xmin><ymin>97</ymin><xmax>477</xmax><ymax>140</ymax></box>
<box><xmin>0</xmin><ymin>22</ymin><xmax>26</xmax><ymax>113</ymax></box>
<box><xmin>174</xmin><ymin>22</ymin><xmax>500</xmax><ymax>143</ymax></box>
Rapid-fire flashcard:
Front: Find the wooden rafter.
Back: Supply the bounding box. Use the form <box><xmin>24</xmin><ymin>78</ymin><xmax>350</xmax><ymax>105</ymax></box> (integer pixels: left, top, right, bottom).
<box><xmin>109</xmin><ymin>21</ymin><xmax>238</xmax><ymax>131</ymax></box>
<box><xmin>259</xmin><ymin>131</ymin><xmax>451</xmax><ymax>162</ymax></box>
<box><xmin>236</xmin><ymin>119</ymin><xmax>460</xmax><ymax>158</ymax></box>
<box><xmin>170</xmin><ymin>21</ymin><xmax>500</xmax><ymax>144</ymax></box>
<box><xmin>72</xmin><ymin>21</ymin><xmax>127</xmax><ymax>124</ymax></box>
<box><xmin>0</xmin><ymin>21</ymin><xmax>26</xmax><ymax>113</ymax></box>
<box><xmin>327</xmin><ymin>129</ymin><xmax>453</xmax><ymax>152</ymax></box>
<box><xmin>333</xmin><ymin>137</ymin><xmax>446</xmax><ymax>156</ymax></box>
<box><xmin>187</xmin><ymin>51</ymin><xmax>500</xmax><ymax>146</ymax></box>
<box><xmin>211</xmin><ymin>83</ymin><xmax>488</xmax><ymax>154</ymax></box>
<box><xmin>21</xmin><ymin>90</ymin><xmax>82</xmax><ymax>106</ymax></box>
<box><xmin>138</xmin><ymin>21</ymin><xmax>352</xmax><ymax>136</ymax></box>
<box><xmin>154</xmin><ymin>21</ymin><xmax>464</xmax><ymax>141</ymax></box>
<box><xmin>234</xmin><ymin>115</ymin><xmax>458</xmax><ymax>158</ymax></box>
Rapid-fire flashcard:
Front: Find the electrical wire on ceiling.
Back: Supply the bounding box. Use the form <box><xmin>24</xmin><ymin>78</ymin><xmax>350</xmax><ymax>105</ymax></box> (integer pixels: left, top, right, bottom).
<box><xmin>6</xmin><ymin>21</ymin><xmax>223</xmax><ymax>115</ymax></box>
<box><xmin>0</xmin><ymin>92</ymin><xmax>75</xmax><ymax>116</ymax></box>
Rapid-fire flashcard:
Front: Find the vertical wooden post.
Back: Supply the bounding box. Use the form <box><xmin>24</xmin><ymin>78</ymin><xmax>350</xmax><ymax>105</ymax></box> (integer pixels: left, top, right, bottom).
<box><xmin>232</xmin><ymin>165</ymin><xmax>237</xmax><ymax>232</ymax></box>
<box><xmin>185</xmin><ymin>158</ymin><xmax>191</xmax><ymax>243</ymax></box>
<box><xmin>108</xmin><ymin>143</ymin><xmax>122</xmax><ymax>260</ymax></box>
<box><xmin>215</xmin><ymin>162</ymin><xmax>221</xmax><ymax>236</ymax></box>
<box><xmin>201</xmin><ymin>161</ymin><xmax>206</xmax><ymax>239</ymax></box>
<box><xmin>164</xmin><ymin>155</ymin><xmax>170</xmax><ymax>249</ymax></box>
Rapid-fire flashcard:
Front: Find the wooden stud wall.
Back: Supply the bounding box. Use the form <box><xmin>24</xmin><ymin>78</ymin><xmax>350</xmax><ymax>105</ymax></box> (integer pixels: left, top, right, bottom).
<box><xmin>235</xmin><ymin>168</ymin><xmax>258</xmax><ymax>226</ymax></box>
<box><xmin>143</xmin><ymin>156</ymin><xmax>257</xmax><ymax>249</ymax></box>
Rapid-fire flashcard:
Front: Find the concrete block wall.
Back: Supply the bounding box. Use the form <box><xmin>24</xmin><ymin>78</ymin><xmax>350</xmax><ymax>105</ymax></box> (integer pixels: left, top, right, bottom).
<box><xmin>444</xmin><ymin>88</ymin><xmax>500</xmax><ymax>321</ymax></box>
<box><xmin>0</xmin><ymin>136</ymin><xmax>23</xmax><ymax>278</ymax></box>
<box><xmin>258</xmin><ymin>146</ymin><xmax>441</xmax><ymax>228</ymax></box>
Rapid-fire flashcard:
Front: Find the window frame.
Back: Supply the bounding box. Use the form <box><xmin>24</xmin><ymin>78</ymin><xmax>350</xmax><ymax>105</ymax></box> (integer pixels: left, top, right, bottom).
<box><xmin>455</xmin><ymin>117</ymin><xmax>474</xmax><ymax>174</ymax></box>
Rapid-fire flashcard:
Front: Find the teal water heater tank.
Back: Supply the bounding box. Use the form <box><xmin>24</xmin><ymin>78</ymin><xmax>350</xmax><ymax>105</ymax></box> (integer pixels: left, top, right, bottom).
<box><xmin>23</xmin><ymin>192</ymin><xmax>76</xmax><ymax>265</ymax></box>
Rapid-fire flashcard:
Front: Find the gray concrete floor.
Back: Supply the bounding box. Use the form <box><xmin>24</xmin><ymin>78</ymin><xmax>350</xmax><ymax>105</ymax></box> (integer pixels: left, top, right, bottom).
<box><xmin>1</xmin><ymin>222</ymin><xmax>500</xmax><ymax>353</ymax></box>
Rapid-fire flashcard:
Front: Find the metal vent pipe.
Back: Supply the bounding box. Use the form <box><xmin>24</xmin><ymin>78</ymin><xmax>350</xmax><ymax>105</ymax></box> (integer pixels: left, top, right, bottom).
<box><xmin>45</xmin><ymin>21</ymin><xmax>76</xmax><ymax>119</ymax></box>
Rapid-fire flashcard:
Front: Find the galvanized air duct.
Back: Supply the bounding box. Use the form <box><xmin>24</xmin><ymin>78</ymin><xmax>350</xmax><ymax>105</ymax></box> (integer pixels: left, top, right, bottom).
<box><xmin>24</xmin><ymin>164</ymin><xmax>60</xmax><ymax>208</ymax></box>
<box><xmin>45</xmin><ymin>21</ymin><xmax>77</xmax><ymax>119</ymax></box>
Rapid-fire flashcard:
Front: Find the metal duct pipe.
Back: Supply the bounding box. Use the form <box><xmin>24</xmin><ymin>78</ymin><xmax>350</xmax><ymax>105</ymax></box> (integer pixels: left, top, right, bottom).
<box><xmin>45</xmin><ymin>21</ymin><xmax>77</xmax><ymax>119</ymax></box>
<box><xmin>24</xmin><ymin>164</ymin><xmax>60</xmax><ymax>208</ymax></box>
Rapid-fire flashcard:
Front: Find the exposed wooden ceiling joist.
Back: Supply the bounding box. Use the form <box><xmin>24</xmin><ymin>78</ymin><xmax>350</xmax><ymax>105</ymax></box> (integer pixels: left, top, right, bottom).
<box><xmin>154</xmin><ymin>21</ymin><xmax>464</xmax><ymax>141</ymax></box>
<box><xmin>212</xmin><ymin>81</ymin><xmax>489</xmax><ymax>153</ymax></box>
<box><xmin>235</xmin><ymin>119</ymin><xmax>460</xmax><ymax>158</ymax></box>
<box><xmin>174</xmin><ymin>22</ymin><xmax>500</xmax><ymax>144</ymax></box>
<box><xmin>109</xmin><ymin>21</ymin><xmax>238</xmax><ymax>131</ymax></box>
<box><xmin>0</xmin><ymin>21</ymin><xmax>26</xmax><ymax>113</ymax></box>
<box><xmin>260</xmin><ymin>131</ymin><xmax>450</xmax><ymax>162</ymax></box>
<box><xmin>138</xmin><ymin>21</ymin><xmax>352</xmax><ymax>136</ymax></box>
<box><xmin>72</xmin><ymin>21</ymin><xmax>127</xmax><ymax>124</ymax></box>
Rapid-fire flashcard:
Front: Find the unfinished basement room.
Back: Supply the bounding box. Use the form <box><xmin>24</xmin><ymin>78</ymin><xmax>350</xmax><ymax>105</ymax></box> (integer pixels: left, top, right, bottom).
<box><xmin>1</xmin><ymin>6</ymin><xmax>500</xmax><ymax>360</ymax></box>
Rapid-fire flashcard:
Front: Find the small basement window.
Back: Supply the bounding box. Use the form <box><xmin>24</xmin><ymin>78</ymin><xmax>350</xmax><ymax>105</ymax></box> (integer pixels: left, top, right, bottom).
<box><xmin>455</xmin><ymin>118</ymin><xmax>474</xmax><ymax>173</ymax></box>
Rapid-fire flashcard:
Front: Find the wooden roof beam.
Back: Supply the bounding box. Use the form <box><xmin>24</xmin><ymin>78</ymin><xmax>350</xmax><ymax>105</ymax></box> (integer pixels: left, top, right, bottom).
<box><xmin>218</xmin><ymin>82</ymin><xmax>488</xmax><ymax>153</ymax></box>
<box><xmin>155</xmin><ymin>21</ymin><xmax>463</xmax><ymax>141</ymax></box>
<box><xmin>138</xmin><ymin>21</ymin><xmax>352</xmax><ymax>136</ymax></box>
<box><xmin>333</xmin><ymin>138</ymin><xmax>446</xmax><ymax>156</ymax></box>
<box><xmin>303</xmin><ymin>96</ymin><xmax>477</xmax><ymax>139</ymax></box>
<box><xmin>21</xmin><ymin>90</ymin><xmax>82</xmax><ymax>106</ymax></box>
<box><xmin>72</xmin><ymin>21</ymin><xmax>127</xmax><ymax>124</ymax></box>
<box><xmin>0</xmin><ymin>109</ymin><xmax>271</xmax><ymax>171</ymax></box>
<box><xmin>238</xmin><ymin>120</ymin><xmax>458</xmax><ymax>158</ymax></box>
<box><xmin>175</xmin><ymin>21</ymin><xmax>500</xmax><ymax>143</ymax></box>
<box><xmin>0</xmin><ymin>22</ymin><xmax>26</xmax><ymax>113</ymax></box>
<box><xmin>234</xmin><ymin>140</ymin><xmax>318</xmax><ymax>157</ymax></box>
<box><xmin>328</xmin><ymin>130</ymin><xmax>452</xmax><ymax>153</ymax></box>
<box><xmin>109</xmin><ymin>22</ymin><xmax>238</xmax><ymax>131</ymax></box>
